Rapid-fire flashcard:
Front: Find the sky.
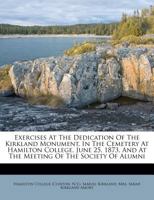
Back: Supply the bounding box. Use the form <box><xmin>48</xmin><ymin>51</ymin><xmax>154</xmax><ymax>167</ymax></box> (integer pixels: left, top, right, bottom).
<box><xmin>0</xmin><ymin>0</ymin><xmax>154</xmax><ymax>26</ymax></box>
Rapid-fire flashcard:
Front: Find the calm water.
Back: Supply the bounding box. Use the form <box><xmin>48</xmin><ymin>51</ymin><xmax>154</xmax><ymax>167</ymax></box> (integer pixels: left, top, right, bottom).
<box><xmin>0</xmin><ymin>37</ymin><xmax>102</xmax><ymax>66</ymax></box>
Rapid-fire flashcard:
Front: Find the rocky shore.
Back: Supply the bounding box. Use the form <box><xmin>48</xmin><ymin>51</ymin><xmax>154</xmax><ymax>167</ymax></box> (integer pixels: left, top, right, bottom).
<box><xmin>0</xmin><ymin>45</ymin><xmax>154</xmax><ymax>131</ymax></box>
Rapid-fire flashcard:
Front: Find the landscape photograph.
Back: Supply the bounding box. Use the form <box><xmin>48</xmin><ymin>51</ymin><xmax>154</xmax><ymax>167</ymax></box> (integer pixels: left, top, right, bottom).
<box><xmin>0</xmin><ymin>0</ymin><xmax>154</xmax><ymax>131</ymax></box>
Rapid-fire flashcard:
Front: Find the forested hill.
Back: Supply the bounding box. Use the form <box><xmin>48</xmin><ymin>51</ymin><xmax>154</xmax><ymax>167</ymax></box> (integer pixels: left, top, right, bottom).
<box><xmin>0</xmin><ymin>23</ymin><xmax>118</xmax><ymax>35</ymax></box>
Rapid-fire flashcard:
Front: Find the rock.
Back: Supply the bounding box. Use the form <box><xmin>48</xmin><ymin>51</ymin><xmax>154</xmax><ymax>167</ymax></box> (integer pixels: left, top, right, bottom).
<box><xmin>59</xmin><ymin>53</ymin><xmax>99</xmax><ymax>107</ymax></box>
<box><xmin>97</xmin><ymin>57</ymin><xmax>122</xmax><ymax>103</ymax></box>
<box><xmin>95</xmin><ymin>104</ymin><xmax>106</xmax><ymax>109</ymax></box>
<box><xmin>10</xmin><ymin>50</ymin><xmax>121</xmax><ymax>108</ymax></box>
<box><xmin>9</xmin><ymin>57</ymin><xmax>70</xmax><ymax>97</ymax></box>
<box><xmin>106</xmin><ymin>103</ymin><xmax>119</xmax><ymax>110</ymax></box>
<box><xmin>8</xmin><ymin>46</ymin><xmax>154</xmax><ymax>107</ymax></box>
<box><xmin>131</xmin><ymin>123</ymin><xmax>136</xmax><ymax>126</ymax></box>
<box><xmin>121</xmin><ymin>49</ymin><xmax>154</xmax><ymax>101</ymax></box>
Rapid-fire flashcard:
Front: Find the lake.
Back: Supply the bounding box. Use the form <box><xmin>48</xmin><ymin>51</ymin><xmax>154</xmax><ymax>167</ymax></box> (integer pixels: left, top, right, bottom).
<box><xmin>0</xmin><ymin>36</ymin><xmax>104</xmax><ymax>66</ymax></box>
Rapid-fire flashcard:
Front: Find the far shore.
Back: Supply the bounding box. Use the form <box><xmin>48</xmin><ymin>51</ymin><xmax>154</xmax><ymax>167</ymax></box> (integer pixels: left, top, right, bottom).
<box><xmin>0</xmin><ymin>34</ymin><xmax>112</xmax><ymax>39</ymax></box>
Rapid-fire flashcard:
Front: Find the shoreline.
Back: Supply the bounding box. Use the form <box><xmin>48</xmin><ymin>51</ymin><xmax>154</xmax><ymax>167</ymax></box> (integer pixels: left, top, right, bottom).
<box><xmin>0</xmin><ymin>34</ymin><xmax>111</xmax><ymax>39</ymax></box>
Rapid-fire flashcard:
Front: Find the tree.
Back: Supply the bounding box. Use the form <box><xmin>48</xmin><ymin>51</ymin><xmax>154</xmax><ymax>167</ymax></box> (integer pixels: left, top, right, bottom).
<box><xmin>112</xmin><ymin>6</ymin><xmax>152</xmax><ymax>40</ymax></box>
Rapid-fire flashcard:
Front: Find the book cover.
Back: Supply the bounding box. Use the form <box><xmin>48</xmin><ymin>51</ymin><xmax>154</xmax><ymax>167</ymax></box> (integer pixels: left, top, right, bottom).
<box><xmin>0</xmin><ymin>0</ymin><xmax>153</xmax><ymax>199</ymax></box>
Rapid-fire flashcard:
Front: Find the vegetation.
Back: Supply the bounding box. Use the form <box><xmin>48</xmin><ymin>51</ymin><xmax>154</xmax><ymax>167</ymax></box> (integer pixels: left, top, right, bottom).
<box><xmin>119</xmin><ymin>35</ymin><xmax>142</xmax><ymax>44</ymax></box>
<box><xmin>0</xmin><ymin>65</ymin><xmax>13</xmax><ymax>91</ymax></box>
<box><xmin>112</xmin><ymin>5</ymin><xmax>154</xmax><ymax>44</ymax></box>
<box><xmin>112</xmin><ymin>35</ymin><xmax>154</xmax><ymax>45</ymax></box>
<box><xmin>0</xmin><ymin>23</ymin><xmax>118</xmax><ymax>35</ymax></box>
<box><xmin>64</xmin><ymin>42</ymin><xmax>96</xmax><ymax>56</ymax></box>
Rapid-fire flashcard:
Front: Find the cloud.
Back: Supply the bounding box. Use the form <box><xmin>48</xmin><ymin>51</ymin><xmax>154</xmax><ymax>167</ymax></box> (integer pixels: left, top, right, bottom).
<box><xmin>0</xmin><ymin>0</ymin><xmax>153</xmax><ymax>25</ymax></box>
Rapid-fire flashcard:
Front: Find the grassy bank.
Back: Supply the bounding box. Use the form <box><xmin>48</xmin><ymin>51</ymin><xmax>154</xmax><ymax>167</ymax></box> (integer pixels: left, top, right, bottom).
<box><xmin>64</xmin><ymin>42</ymin><xmax>96</xmax><ymax>56</ymax></box>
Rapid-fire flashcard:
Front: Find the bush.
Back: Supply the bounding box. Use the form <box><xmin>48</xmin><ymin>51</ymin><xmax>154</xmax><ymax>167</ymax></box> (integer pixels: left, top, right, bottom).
<box><xmin>64</xmin><ymin>42</ymin><xmax>96</xmax><ymax>56</ymax></box>
<box><xmin>0</xmin><ymin>65</ymin><xmax>13</xmax><ymax>91</ymax></box>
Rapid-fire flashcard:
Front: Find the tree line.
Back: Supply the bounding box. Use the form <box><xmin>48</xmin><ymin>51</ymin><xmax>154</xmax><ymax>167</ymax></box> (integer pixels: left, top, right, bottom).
<box><xmin>0</xmin><ymin>23</ymin><xmax>118</xmax><ymax>35</ymax></box>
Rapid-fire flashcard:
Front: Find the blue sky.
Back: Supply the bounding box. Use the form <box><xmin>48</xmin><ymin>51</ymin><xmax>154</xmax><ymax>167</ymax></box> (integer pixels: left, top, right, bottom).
<box><xmin>0</xmin><ymin>0</ymin><xmax>153</xmax><ymax>25</ymax></box>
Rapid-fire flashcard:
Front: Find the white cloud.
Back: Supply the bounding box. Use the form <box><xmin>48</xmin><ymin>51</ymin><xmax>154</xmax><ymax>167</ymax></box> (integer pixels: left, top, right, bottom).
<box><xmin>0</xmin><ymin>0</ymin><xmax>153</xmax><ymax>25</ymax></box>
